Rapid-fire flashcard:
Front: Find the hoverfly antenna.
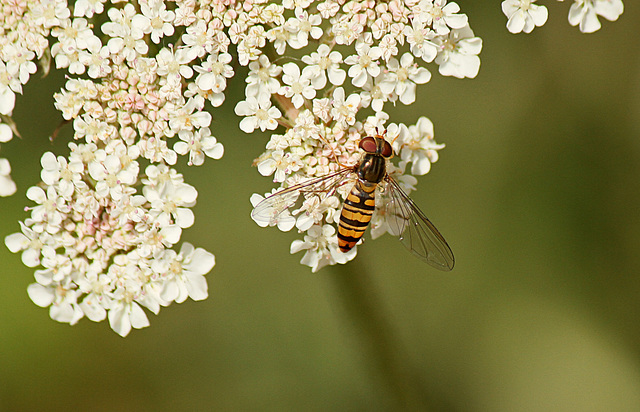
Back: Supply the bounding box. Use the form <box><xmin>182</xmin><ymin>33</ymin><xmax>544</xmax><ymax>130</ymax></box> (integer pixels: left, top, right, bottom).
<box><xmin>373</xmin><ymin>126</ymin><xmax>386</xmax><ymax>138</ymax></box>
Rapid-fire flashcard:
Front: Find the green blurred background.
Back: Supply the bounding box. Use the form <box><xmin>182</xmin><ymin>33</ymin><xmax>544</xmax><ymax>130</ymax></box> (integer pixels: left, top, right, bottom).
<box><xmin>1</xmin><ymin>4</ymin><xmax>640</xmax><ymax>411</ymax></box>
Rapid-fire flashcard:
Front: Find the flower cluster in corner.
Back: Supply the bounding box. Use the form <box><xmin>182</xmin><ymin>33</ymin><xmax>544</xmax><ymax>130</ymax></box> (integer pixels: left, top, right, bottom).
<box><xmin>1</xmin><ymin>0</ymin><xmax>232</xmax><ymax>336</ymax></box>
<box><xmin>501</xmin><ymin>0</ymin><xmax>624</xmax><ymax>34</ymax></box>
<box><xmin>234</xmin><ymin>1</ymin><xmax>481</xmax><ymax>272</ymax></box>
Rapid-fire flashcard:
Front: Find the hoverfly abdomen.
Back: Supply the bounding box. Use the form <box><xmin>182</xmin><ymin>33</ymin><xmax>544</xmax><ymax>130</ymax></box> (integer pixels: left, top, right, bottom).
<box><xmin>338</xmin><ymin>179</ymin><xmax>377</xmax><ymax>252</ymax></box>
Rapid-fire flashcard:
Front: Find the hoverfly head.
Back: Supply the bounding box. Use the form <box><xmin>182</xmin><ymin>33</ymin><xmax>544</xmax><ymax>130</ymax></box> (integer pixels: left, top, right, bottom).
<box><xmin>359</xmin><ymin>132</ymin><xmax>394</xmax><ymax>159</ymax></box>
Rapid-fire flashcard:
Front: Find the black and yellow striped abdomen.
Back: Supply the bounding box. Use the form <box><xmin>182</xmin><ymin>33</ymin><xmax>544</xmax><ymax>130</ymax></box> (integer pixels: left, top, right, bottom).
<box><xmin>338</xmin><ymin>179</ymin><xmax>378</xmax><ymax>252</ymax></box>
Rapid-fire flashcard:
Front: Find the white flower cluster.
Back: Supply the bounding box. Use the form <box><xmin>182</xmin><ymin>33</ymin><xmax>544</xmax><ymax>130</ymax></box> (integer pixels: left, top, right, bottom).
<box><xmin>0</xmin><ymin>0</ymin><xmax>57</xmax><ymax>196</ymax></box>
<box><xmin>2</xmin><ymin>0</ymin><xmax>236</xmax><ymax>336</ymax></box>
<box><xmin>502</xmin><ymin>0</ymin><xmax>624</xmax><ymax>34</ymax></box>
<box><xmin>6</xmin><ymin>152</ymin><xmax>215</xmax><ymax>337</ymax></box>
<box><xmin>234</xmin><ymin>1</ymin><xmax>479</xmax><ymax>271</ymax></box>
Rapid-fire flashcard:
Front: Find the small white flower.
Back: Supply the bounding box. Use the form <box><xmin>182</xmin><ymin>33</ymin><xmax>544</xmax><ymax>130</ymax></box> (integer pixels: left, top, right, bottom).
<box><xmin>5</xmin><ymin>223</ymin><xmax>45</xmax><ymax>267</ymax></box>
<box><xmin>51</xmin><ymin>43</ymin><xmax>86</xmax><ymax>75</ymax></box>
<box><xmin>133</xmin><ymin>0</ymin><xmax>176</xmax><ymax>44</ymax></box>
<box><xmin>88</xmin><ymin>152</ymin><xmax>139</xmax><ymax>201</ymax></box>
<box><xmin>294</xmin><ymin>195</ymin><xmax>340</xmax><ymax>231</ymax></box>
<box><xmin>331</xmin><ymin>87</ymin><xmax>361</xmax><ymax>127</ymax></box>
<box><xmin>434</xmin><ymin>25</ymin><xmax>482</xmax><ymax>79</ymax></box>
<box><xmin>313</xmin><ymin>97</ymin><xmax>332</xmax><ymax>123</ymax></box>
<box><xmin>157</xmin><ymin>243</ymin><xmax>214</xmax><ymax>304</ymax></box>
<box><xmin>266</xmin><ymin>25</ymin><xmax>291</xmax><ymax>55</ymax></box>
<box><xmin>404</xmin><ymin>21</ymin><xmax>439</xmax><ymax>63</ymax></box>
<box><xmin>26</xmin><ymin>185</ymin><xmax>68</xmax><ymax>234</ymax></box>
<box><xmin>148</xmin><ymin>185</ymin><xmax>195</xmax><ymax>229</ymax></box>
<box><xmin>246</xmin><ymin>55</ymin><xmax>282</xmax><ymax>101</ymax></box>
<box><xmin>0</xmin><ymin>124</ymin><xmax>12</xmax><ymax>143</ymax></box>
<box><xmin>331</xmin><ymin>15</ymin><xmax>364</xmax><ymax>45</ymax></box>
<box><xmin>360</xmin><ymin>73</ymin><xmax>396</xmax><ymax>112</ymax></box>
<box><xmin>278</xmin><ymin>62</ymin><xmax>316</xmax><ymax>109</ymax></box>
<box><xmin>142</xmin><ymin>164</ymin><xmax>185</xmax><ymax>192</ymax></box>
<box><xmin>73</xmin><ymin>0</ymin><xmax>106</xmax><ymax>18</ymax></box>
<box><xmin>156</xmin><ymin>46</ymin><xmax>196</xmax><ymax>83</ymax></box>
<box><xmin>137</xmin><ymin>136</ymin><xmax>177</xmax><ymax>165</ymax></box>
<box><xmin>259</xmin><ymin>3</ymin><xmax>286</xmax><ymax>26</ymax></box>
<box><xmin>3</xmin><ymin>43</ymin><xmax>37</xmax><ymax>85</ymax></box>
<box><xmin>0</xmin><ymin>85</ymin><xmax>17</xmax><ymax>116</ymax></box>
<box><xmin>108</xmin><ymin>300</ymin><xmax>150</xmax><ymax>338</ymax></box>
<box><xmin>235</xmin><ymin>96</ymin><xmax>282</xmax><ymax>133</ymax></box>
<box><xmin>102</xmin><ymin>4</ymin><xmax>148</xmax><ymax>61</ymax></box>
<box><xmin>250</xmin><ymin>191</ymin><xmax>297</xmax><ymax>231</ymax></box>
<box><xmin>421</xmin><ymin>0</ymin><xmax>469</xmax><ymax>35</ymax></box>
<box><xmin>40</xmin><ymin>151</ymin><xmax>84</xmax><ymax>200</ymax></box>
<box><xmin>145</xmin><ymin>181</ymin><xmax>198</xmax><ymax>229</ymax></box>
<box><xmin>502</xmin><ymin>0</ymin><xmax>549</xmax><ymax>34</ymax></box>
<box><xmin>181</xmin><ymin>20</ymin><xmax>211</xmax><ymax>57</ymax></box>
<box><xmin>31</xmin><ymin>0</ymin><xmax>71</xmax><ymax>28</ymax></box>
<box><xmin>317</xmin><ymin>0</ymin><xmax>340</xmax><ymax>18</ymax></box>
<box><xmin>39</xmin><ymin>284</ymin><xmax>84</xmax><ymax>325</ymax></box>
<box><xmin>345</xmin><ymin>36</ymin><xmax>383</xmax><ymax>87</ymax></box>
<box><xmin>0</xmin><ymin>158</ymin><xmax>17</xmax><ymax>197</ymax></box>
<box><xmin>193</xmin><ymin>52</ymin><xmax>234</xmax><ymax>106</ymax></box>
<box><xmin>167</xmin><ymin>97</ymin><xmax>212</xmax><ymax>134</ymax></box>
<box><xmin>174</xmin><ymin>128</ymin><xmax>224</xmax><ymax>166</ymax></box>
<box><xmin>392</xmin><ymin>117</ymin><xmax>445</xmax><ymax>175</ymax></box>
<box><xmin>79</xmin><ymin>42</ymin><xmax>112</xmax><ymax>79</ymax></box>
<box><xmin>301</xmin><ymin>44</ymin><xmax>346</xmax><ymax>88</ymax></box>
<box><xmin>285</xmin><ymin>7</ymin><xmax>323</xmax><ymax>49</ymax></box>
<box><xmin>51</xmin><ymin>17</ymin><xmax>96</xmax><ymax>51</ymax></box>
<box><xmin>77</xmin><ymin>272</ymin><xmax>111</xmax><ymax>322</ymax></box>
<box><xmin>568</xmin><ymin>0</ymin><xmax>624</xmax><ymax>33</ymax></box>
<box><xmin>388</xmin><ymin>161</ymin><xmax>418</xmax><ymax>195</ymax></box>
<box><xmin>385</xmin><ymin>53</ymin><xmax>431</xmax><ymax>105</ymax></box>
<box><xmin>174</xmin><ymin>2</ymin><xmax>197</xmax><ymax>26</ymax></box>
<box><xmin>237</xmin><ymin>26</ymin><xmax>267</xmax><ymax>66</ymax></box>
<box><xmin>257</xmin><ymin>149</ymin><xmax>303</xmax><ymax>183</ymax></box>
<box><xmin>379</xmin><ymin>34</ymin><xmax>400</xmax><ymax>62</ymax></box>
<box><xmin>290</xmin><ymin>224</ymin><xmax>357</xmax><ymax>273</ymax></box>
<box><xmin>73</xmin><ymin>114</ymin><xmax>113</xmax><ymax>143</ymax></box>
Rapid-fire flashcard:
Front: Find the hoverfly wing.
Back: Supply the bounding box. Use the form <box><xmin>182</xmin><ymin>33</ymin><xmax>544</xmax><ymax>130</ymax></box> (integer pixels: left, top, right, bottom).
<box><xmin>251</xmin><ymin>168</ymin><xmax>354</xmax><ymax>228</ymax></box>
<box><xmin>382</xmin><ymin>176</ymin><xmax>455</xmax><ymax>271</ymax></box>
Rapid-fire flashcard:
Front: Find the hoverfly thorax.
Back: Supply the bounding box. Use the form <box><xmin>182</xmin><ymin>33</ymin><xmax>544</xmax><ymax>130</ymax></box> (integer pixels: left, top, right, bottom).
<box><xmin>357</xmin><ymin>135</ymin><xmax>393</xmax><ymax>184</ymax></box>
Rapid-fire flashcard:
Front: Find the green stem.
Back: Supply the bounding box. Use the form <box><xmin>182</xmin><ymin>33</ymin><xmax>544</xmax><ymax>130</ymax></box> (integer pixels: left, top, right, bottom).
<box><xmin>327</xmin><ymin>259</ymin><xmax>430</xmax><ymax>411</ymax></box>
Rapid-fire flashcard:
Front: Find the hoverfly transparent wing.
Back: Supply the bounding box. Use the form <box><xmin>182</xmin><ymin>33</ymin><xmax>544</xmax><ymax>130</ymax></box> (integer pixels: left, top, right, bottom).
<box><xmin>251</xmin><ymin>168</ymin><xmax>354</xmax><ymax>228</ymax></box>
<box><xmin>381</xmin><ymin>176</ymin><xmax>455</xmax><ymax>271</ymax></box>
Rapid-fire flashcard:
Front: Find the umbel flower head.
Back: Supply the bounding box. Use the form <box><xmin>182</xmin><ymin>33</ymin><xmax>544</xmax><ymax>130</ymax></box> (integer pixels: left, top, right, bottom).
<box><xmin>1</xmin><ymin>0</ymin><xmax>481</xmax><ymax>330</ymax></box>
<box><xmin>0</xmin><ymin>0</ymin><xmax>622</xmax><ymax>334</ymax></box>
<box><xmin>1</xmin><ymin>0</ymin><xmax>231</xmax><ymax>336</ymax></box>
<box><xmin>234</xmin><ymin>0</ymin><xmax>480</xmax><ymax>272</ymax></box>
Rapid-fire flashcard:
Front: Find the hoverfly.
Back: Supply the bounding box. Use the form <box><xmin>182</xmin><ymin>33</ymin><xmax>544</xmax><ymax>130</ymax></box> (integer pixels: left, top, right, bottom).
<box><xmin>251</xmin><ymin>133</ymin><xmax>455</xmax><ymax>271</ymax></box>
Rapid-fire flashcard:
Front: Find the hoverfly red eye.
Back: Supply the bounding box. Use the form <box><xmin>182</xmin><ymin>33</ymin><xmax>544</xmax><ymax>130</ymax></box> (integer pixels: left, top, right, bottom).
<box><xmin>380</xmin><ymin>140</ymin><xmax>393</xmax><ymax>158</ymax></box>
<box><xmin>359</xmin><ymin>136</ymin><xmax>377</xmax><ymax>153</ymax></box>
